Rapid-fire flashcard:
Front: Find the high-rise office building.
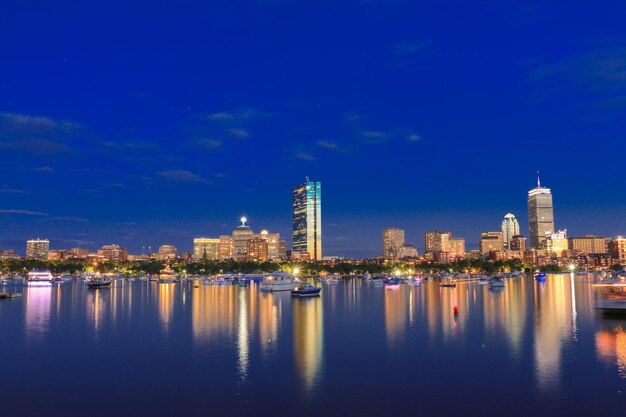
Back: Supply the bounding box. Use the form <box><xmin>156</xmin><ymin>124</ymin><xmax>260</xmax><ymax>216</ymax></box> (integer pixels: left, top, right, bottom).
<box><xmin>218</xmin><ymin>236</ymin><xmax>234</xmax><ymax>260</ymax></box>
<box><xmin>258</xmin><ymin>230</ymin><xmax>286</xmax><ymax>261</ymax></box>
<box><xmin>247</xmin><ymin>237</ymin><xmax>269</xmax><ymax>262</ymax></box>
<box><xmin>26</xmin><ymin>239</ymin><xmax>49</xmax><ymax>259</ymax></box>
<box><xmin>293</xmin><ymin>178</ymin><xmax>322</xmax><ymax>260</ymax></box>
<box><xmin>480</xmin><ymin>232</ymin><xmax>504</xmax><ymax>254</ymax></box>
<box><xmin>501</xmin><ymin>213</ymin><xmax>520</xmax><ymax>250</ymax></box>
<box><xmin>232</xmin><ymin>216</ymin><xmax>254</xmax><ymax>257</ymax></box>
<box><xmin>528</xmin><ymin>176</ymin><xmax>555</xmax><ymax>249</ymax></box>
<box><xmin>383</xmin><ymin>228</ymin><xmax>405</xmax><ymax>260</ymax></box>
<box><xmin>193</xmin><ymin>238</ymin><xmax>219</xmax><ymax>260</ymax></box>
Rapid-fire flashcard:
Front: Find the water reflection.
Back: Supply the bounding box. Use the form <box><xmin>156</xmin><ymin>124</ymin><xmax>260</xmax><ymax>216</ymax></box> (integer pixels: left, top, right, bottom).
<box><xmin>384</xmin><ymin>286</ymin><xmax>406</xmax><ymax>346</ymax></box>
<box><xmin>24</xmin><ymin>286</ymin><xmax>52</xmax><ymax>344</ymax></box>
<box><xmin>237</xmin><ymin>288</ymin><xmax>249</xmax><ymax>382</ymax></box>
<box><xmin>293</xmin><ymin>297</ymin><xmax>324</xmax><ymax>393</ymax></box>
<box><xmin>596</xmin><ymin>322</ymin><xmax>626</xmax><ymax>380</ymax></box>
<box><xmin>158</xmin><ymin>284</ymin><xmax>175</xmax><ymax>332</ymax></box>
<box><xmin>533</xmin><ymin>275</ymin><xmax>574</xmax><ymax>393</ymax></box>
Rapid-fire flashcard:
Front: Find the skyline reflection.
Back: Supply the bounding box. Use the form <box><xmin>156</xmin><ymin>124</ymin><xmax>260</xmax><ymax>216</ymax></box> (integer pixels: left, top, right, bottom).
<box><xmin>293</xmin><ymin>297</ymin><xmax>324</xmax><ymax>393</ymax></box>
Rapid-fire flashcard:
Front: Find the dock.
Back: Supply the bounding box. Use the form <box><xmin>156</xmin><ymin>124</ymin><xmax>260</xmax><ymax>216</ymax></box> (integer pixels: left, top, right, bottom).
<box><xmin>0</xmin><ymin>293</ymin><xmax>23</xmax><ymax>299</ymax></box>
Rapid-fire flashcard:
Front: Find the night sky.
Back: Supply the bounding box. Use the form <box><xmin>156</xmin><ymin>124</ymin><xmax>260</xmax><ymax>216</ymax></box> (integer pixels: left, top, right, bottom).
<box><xmin>1</xmin><ymin>0</ymin><xmax>626</xmax><ymax>258</ymax></box>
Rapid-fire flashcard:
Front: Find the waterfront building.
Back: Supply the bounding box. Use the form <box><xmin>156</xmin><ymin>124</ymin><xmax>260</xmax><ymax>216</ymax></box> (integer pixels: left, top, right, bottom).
<box><xmin>448</xmin><ymin>237</ymin><xmax>465</xmax><ymax>259</ymax></box>
<box><xmin>218</xmin><ymin>236</ymin><xmax>234</xmax><ymax>260</ymax></box>
<box><xmin>528</xmin><ymin>176</ymin><xmax>555</xmax><ymax>249</ymax></box>
<box><xmin>47</xmin><ymin>250</ymin><xmax>70</xmax><ymax>261</ymax></box>
<box><xmin>399</xmin><ymin>243</ymin><xmax>418</xmax><ymax>259</ymax></box>
<box><xmin>258</xmin><ymin>230</ymin><xmax>286</xmax><ymax>261</ymax></box>
<box><xmin>480</xmin><ymin>232</ymin><xmax>504</xmax><ymax>255</ymax></box>
<box><xmin>424</xmin><ymin>231</ymin><xmax>451</xmax><ymax>254</ymax></box>
<box><xmin>293</xmin><ymin>178</ymin><xmax>322</xmax><ymax>260</ymax></box>
<box><xmin>97</xmin><ymin>244</ymin><xmax>128</xmax><ymax>261</ymax></box>
<box><xmin>501</xmin><ymin>213</ymin><xmax>521</xmax><ymax>250</ymax></box>
<box><xmin>232</xmin><ymin>217</ymin><xmax>254</xmax><ymax>258</ymax></box>
<box><xmin>546</xmin><ymin>230</ymin><xmax>568</xmax><ymax>256</ymax></box>
<box><xmin>510</xmin><ymin>235</ymin><xmax>527</xmax><ymax>252</ymax></box>
<box><xmin>247</xmin><ymin>237</ymin><xmax>269</xmax><ymax>262</ymax></box>
<box><xmin>193</xmin><ymin>238</ymin><xmax>219</xmax><ymax>260</ymax></box>
<box><xmin>383</xmin><ymin>228</ymin><xmax>405</xmax><ymax>260</ymax></box>
<box><xmin>568</xmin><ymin>235</ymin><xmax>607</xmax><ymax>254</ymax></box>
<box><xmin>0</xmin><ymin>249</ymin><xmax>19</xmax><ymax>260</ymax></box>
<box><xmin>609</xmin><ymin>237</ymin><xmax>626</xmax><ymax>261</ymax></box>
<box><xmin>157</xmin><ymin>244</ymin><xmax>177</xmax><ymax>261</ymax></box>
<box><xmin>26</xmin><ymin>239</ymin><xmax>49</xmax><ymax>260</ymax></box>
<box><xmin>69</xmin><ymin>247</ymin><xmax>89</xmax><ymax>259</ymax></box>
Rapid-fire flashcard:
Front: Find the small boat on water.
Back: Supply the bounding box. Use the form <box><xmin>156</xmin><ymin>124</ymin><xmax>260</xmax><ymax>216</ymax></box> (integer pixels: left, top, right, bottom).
<box><xmin>260</xmin><ymin>272</ymin><xmax>297</xmax><ymax>292</ymax></box>
<box><xmin>440</xmin><ymin>283</ymin><xmax>456</xmax><ymax>288</ymax></box>
<box><xmin>27</xmin><ymin>270</ymin><xmax>54</xmax><ymax>286</ymax></box>
<box><xmin>384</xmin><ymin>277</ymin><xmax>401</xmax><ymax>287</ymax></box>
<box><xmin>535</xmin><ymin>273</ymin><xmax>547</xmax><ymax>282</ymax></box>
<box><xmin>158</xmin><ymin>265</ymin><xmax>177</xmax><ymax>284</ymax></box>
<box><xmin>87</xmin><ymin>277</ymin><xmax>112</xmax><ymax>289</ymax></box>
<box><xmin>0</xmin><ymin>292</ymin><xmax>23</xmax><ymax>299</ymax></box>
<box><xmin>490</xmin><ymin>277</ymin><xmax>505</xmax><ymax>288</ymax></box>
<box><xmin>291</xmin><ymin>284</ymin><xmax>321</xmax><ymax>297</ymax></box>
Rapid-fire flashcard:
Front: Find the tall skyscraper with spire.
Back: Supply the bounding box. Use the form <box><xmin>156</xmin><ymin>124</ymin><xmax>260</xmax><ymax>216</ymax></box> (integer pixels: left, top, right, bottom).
<box><xmin>293</xmin><ymin>178</ymin><xmax>322</xmax><ymax>260</ymax></box>
<box><xmin>527</xmin><ymin>174</ymin><xmax>555</xmax><ymax>249</ymax></box>
<box><xmin>501</xmin><ymin>213</ymin><xmax>520</xmax><ymax>250</ymax></box>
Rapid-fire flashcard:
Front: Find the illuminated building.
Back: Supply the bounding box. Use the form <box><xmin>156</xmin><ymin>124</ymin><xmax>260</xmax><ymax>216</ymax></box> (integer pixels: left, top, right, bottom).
<box><xmin>510</xmin><ymin>235</ymin><xmax>527</xmax><ymax>252</ymax></box>
<box><xmin>448</xmin><ymin>237</ymin><xmax>465</xmax><ymax>258</ymax></box>
<box><xmin>247</xmin><ymin>237</ymin><xmax>269</xmax><ymax>262</ymax></box>
<box><xmin>610</xmin><ymin>237</ymin><xmax>626</xmax><ymax>261</ymax></box>
<box><xmin>97</xmin><ymin>244</ymin><xmax>128</xmax><ymax>261</ymax></box>
<box><xmin>501</xmin><ymin>213</ymin><xmax>521</xmax><ymax>250</ymax></box>
<box><xmin>293</xmin><ymin>178</ymin><xmax>322</xmax><ymax>260</ymax></box>
<box><xmin>568</xmin><ymin>235</ymin><xmax>606</xmax><ymax>254</ymax></box>
<box><xmin>480</xmin><ymin>232</ymin><xmax>504</xmax><ymax>254</ymax></box>
<box><xmin>218</xmin><ymin>236</ymin><xmax>234</xmax><ymax>260</ymax></box>
<box><xmin>528</xmin><ymin>175</ymin><xmax>555</xmax><ymax>249</ymax></box>
<box><xmin>424</xmin><ymin>231</ymin><xmax>451</xmax><ymax>260</ymax></box>
<box><xmin>399</xmin><ymin>243</ymin><xmax>418</xmax><ymax>259</ymax></box>
<box><xmin>232</xmin><ymin>216</ymin><xmax>254</xmax><ymax>258</ymax></box>
<box><xmin>157</xmin><ymin>244</ymin><xmax>177</xmax><ymax>261</ymax></box>
<box><xmin>193</xmin><ymin>238</ymin><xmax>219</xmax><ymax>260</ymax></box>
<box><xmin>0</xmin><ymin>249</ymin><xmax>19</xmax><ymax>260</ymax></box>
<box><xmin>546</xmin><ymin>230</ymin><xmax>568</xmax><ymax>256</ymax></box>
<box><xmin>258</xmin><ymin>230</ymin><xmax>286</xmax><ymax>261</ymax></box>
<box><xmin>383</xmin><ymin>228</ymin><xmax>405</xmax><ymax>260</ymax></box>
<box><xmin>26</xmin><ymin>239</ymin><xmax>49</xmax><ymax>259</ymax></box>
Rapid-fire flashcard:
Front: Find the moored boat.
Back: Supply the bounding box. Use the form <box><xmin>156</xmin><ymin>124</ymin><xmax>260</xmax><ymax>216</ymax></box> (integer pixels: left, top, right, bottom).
<box><xmin>158</xmin><ymin>265</ymin><xmax>177</xmax><ymax>284</ymax></box>
<box><xmin>259</xmin><ymin>272</ymin><xmax>297</xmax><ymax>292</ymax></box>
<box><xmin>87</xmin><ymin>276</ymin><xmax>112</xmax><ymax>289</ymax></box>
<box><xmin>291</xmin><ymin>283</ymin><xmax>321</xmax><ymax>297</ymax></box>
<box><xmin>27</xmin><ymin>270</ymin><xmax>53</xmax><ymax>286</ymax></box>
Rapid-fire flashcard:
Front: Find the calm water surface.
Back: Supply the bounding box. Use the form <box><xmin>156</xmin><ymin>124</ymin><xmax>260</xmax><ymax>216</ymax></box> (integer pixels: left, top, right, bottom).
<box><xmin>1</xmin><ymin>274</ymin><xmax>625</xmax><ymax>416</ymax></box>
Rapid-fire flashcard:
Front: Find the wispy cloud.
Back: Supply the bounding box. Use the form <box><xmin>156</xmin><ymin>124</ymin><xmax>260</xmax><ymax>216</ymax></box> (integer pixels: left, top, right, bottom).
<box><xmin>0</xmin><ymin>188</ymin><xmax>29</xmax><ymax>194</ymax></box>
<box><xmin>316</xmin><ymin>140</ymin><xmax>339</xmax><ymax>150</ymax></box>
<box><xmin>228</xmin><ymin>128</ymin><xmax>249</xmax><ymax>138</ymax></box>
<box><xmin>156</xmin><ymin>170</ymin><xmax>210</xmax><ymax>183</ymax></box>
<box><xmin>102</xmin><ymin>141</ymin><xmax>155</xmax><ymax>150</ymax></box>
<box><xmin>407</xmin><ymin>134</ymin><xmax>421</xmax><ymax>142</ymax></box>
<box><xmin>390</xmin><ymin>41</ymin><xmax>432</xmax><ymax>56</ymax></box>
<box><xmin>295</xmin><ymin>152</ymin><xmax>316</xmax><ymax>161</ymax></box>
<box><xmin>196</xmin><ymin>138</ymin><xmax>222</xmax><ymax>149</ymax></box>
<box><xmin>0</xmin><ymin>112</ymin><xmax>79</xmax><ymax>133</ymax></box>
<box><xmin>32</xmin><ymin>166</ymin><xmax>54</xmax><ymax>173</ymax></box>
<box><xmin>0</xmin><ymin>209</ymin><xmax>47</xmax><ymax>216</ymax></box>
<box><xmin>207</xmin><ymin>107</ymin><xmax>273</xmax><ymax>122</ymax></box>
<box><xmin>0</xmin><ymin>138</ymin><xmax>69</xmax><ymax>154</ymax></box>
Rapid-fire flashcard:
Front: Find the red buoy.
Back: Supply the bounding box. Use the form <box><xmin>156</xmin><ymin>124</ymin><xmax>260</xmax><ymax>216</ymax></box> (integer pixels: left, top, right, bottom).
<box><xmin>453</xmin><ymin>306</ymin><xmax>459</xmax><ymax>314</ymax></box>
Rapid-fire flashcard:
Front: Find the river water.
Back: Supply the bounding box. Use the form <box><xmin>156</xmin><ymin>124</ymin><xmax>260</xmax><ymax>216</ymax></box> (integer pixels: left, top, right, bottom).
<box><xmin>0</xmin><ymin>274</ymin><xmax>624</xmax><ymax>416</ymax></box>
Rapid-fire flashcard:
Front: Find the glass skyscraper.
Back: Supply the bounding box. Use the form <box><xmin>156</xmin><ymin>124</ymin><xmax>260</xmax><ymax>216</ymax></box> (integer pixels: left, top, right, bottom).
<box><xmin>292</xmin><ymin>178</ymin><xmax>322</xmax><ymax>260</ymax></box>
<box><xmin>527</xmin><ymin>177</ymin><xmax>555</xmax><ymax>249</ymax></box>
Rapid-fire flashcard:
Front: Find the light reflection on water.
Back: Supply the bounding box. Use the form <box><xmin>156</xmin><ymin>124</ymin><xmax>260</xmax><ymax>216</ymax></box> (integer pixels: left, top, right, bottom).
<box><xmin>2</xmin><ymin>274</ymin><xmax>625</xmax><ymax>416</ymax></box>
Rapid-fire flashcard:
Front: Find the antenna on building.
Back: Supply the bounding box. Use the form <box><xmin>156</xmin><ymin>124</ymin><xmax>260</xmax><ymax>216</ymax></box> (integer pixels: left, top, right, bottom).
<box><xmin>537</xmin><ymin>171</ymin><xmax>541</xmax><ymax>188</ymax></box>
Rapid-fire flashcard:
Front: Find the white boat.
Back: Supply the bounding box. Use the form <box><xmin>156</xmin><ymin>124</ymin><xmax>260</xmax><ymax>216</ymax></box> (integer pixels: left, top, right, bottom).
<box><xmin>259</xmin><ymin>272</ymin><xmax>297</xmax><ymax>292</ymax></box>
<box><xmin>158</xmin><ymin>266</ymin><xmax>177</xmax><ymax>284</ymax></box>
<box><xmin>595</xmin><ymin>285</ymin><xmax>626</xmax><ymax>313</ymax></box>
<box><xmin>26</xmin><ymin>270</ymin><xmax>53</xmax><ymax>286</ymax></box>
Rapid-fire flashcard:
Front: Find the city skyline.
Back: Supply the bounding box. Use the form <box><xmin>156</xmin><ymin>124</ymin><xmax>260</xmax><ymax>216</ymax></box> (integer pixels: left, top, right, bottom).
<box><xmin>1</xmin><ymin>2</ymin><xmax>626</xmax><ymax>257</ymax></box>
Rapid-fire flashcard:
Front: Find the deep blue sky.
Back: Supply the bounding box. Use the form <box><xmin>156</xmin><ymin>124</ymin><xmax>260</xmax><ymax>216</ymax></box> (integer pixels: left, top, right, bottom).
<box><xmin>1</xmin><ymin>0</ymin><xmax>625</xmax><ymax>257</ymax></box>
